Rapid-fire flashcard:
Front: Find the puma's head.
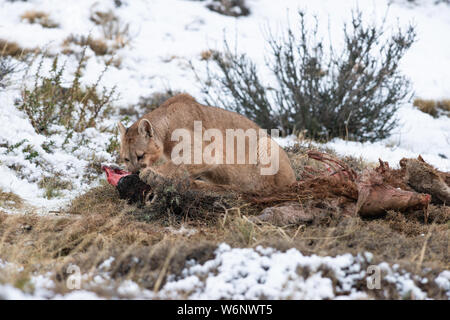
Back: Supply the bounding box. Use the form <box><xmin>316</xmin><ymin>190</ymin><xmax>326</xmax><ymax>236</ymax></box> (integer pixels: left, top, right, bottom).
<box><xmin>118</xmin><ymin>119</ymin><xmax>163</xmax><ymax>173</ymax></box>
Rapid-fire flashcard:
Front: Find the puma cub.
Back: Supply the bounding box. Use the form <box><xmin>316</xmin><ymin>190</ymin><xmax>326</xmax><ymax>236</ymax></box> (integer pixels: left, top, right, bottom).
<box><xmin>118</xmin><ymin>94</ymin><xmax>295</xmax><ymax>193</ymax></box>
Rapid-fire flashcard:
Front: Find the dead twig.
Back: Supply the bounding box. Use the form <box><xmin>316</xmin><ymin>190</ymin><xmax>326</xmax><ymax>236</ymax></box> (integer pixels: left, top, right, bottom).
<box><xmin>153</xmin><ymin>245</ymin><xmax>177</xmax><ymax>293</ymax></box>
<box><xmin>415</xmin><ymin>226</ymin><xmax>433</xmax><ymax>273</ymax></box>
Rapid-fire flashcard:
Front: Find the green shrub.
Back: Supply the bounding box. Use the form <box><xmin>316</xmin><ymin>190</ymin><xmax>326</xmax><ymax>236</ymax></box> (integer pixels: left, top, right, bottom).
<box><xmin>205</xmin><ymin>0</ymin><xmax>250</xmax><ymax>17</ymax></box>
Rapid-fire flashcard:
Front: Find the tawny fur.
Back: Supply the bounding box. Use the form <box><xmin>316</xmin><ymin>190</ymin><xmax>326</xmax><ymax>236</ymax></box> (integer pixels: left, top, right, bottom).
<box><xmin>118</xmin><ymin>94</ymin><xmax>296</xmax><ymax>193</ymax></box>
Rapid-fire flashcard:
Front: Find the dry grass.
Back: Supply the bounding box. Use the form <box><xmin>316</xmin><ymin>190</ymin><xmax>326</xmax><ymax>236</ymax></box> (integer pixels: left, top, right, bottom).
<box><xmin>86</xmin><ymin>38</ymin><xmax>109</xmax><ymax>56</ymax></box>
<box><xmin>61</xmin><ymin>35</ymin><xmax>123</xmax><ymax>68</ymax></box>
<box><xmin>0</xmin><ymin>39</ymin><xmax>34</xmax><ymax>58</ymax></box>
<box><xmin>0</xmin><ymin>189</ymin><xmax>23</xmax><ymax>210</ymax></box>
<box><xmin>38</xmin><ymin>175</ymin><xmax>73</xmax><ymax>199</ymax></box>
<box><xmin>414</xmin><ymin>98</ymin><xmax>450</xmax><ymax>118</ymax></box>
<box><xmin>285</xmin><ymin>142</ymin><xmax>376</xmax><ymax>180</ymax></box>
<box><xmin>0</xmin><ymin>185</ymin><xmax>220</xmax><ymax>295</ymax></box>
<box><xmin>0</xmin><ymin>179</ymin><xmax>448</xmax><ymax>298</ymax></box>
<box><xmin>18</xmin><ymin>49</ymin><xmax>116</xmax><ymax>135</ymax></box>
<box><xmin>0</xmin><ymin>147</ymin><xmax>448</xmax><ymax>298</ymax></box>
<box><xmin>68</xmin><ymin>183</ymin><xmax>124</xmax><ymax>215</ymax></box>
<box><xmin>20</xmin><ymin>10</ymin><xmax>59</xmax><ymax>29</ymax></box>
<box><xmin>62</xmin><ymin>35</ymin><xmax>109</xmax><ymax>56</ymax></box>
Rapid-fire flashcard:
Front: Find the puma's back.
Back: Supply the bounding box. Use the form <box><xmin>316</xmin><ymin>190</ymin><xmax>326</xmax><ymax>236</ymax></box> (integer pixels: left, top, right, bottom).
<box><xmin>119</xmin><ymin>94</ymin><xmax>296</xmax><ymax>193</ymax></box>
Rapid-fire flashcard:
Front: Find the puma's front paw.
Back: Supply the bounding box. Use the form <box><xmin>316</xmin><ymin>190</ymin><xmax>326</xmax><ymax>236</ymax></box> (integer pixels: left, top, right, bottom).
<box><xmin>139</xmin><ymin>167</ymin><xmax>167</xmax><ymax>186</ymax></box>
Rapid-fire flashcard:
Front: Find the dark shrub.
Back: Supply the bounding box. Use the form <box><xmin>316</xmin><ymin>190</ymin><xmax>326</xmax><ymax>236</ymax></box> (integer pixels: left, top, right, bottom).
<box><xmin>196</xmin><ymin>9</ymin><xmax>416</xmax><ymax>142</ymax></box>
<box><xmin>119</xmin><ymin>89</ymin><xmax>182</xmax><ymax>122</ymax></box>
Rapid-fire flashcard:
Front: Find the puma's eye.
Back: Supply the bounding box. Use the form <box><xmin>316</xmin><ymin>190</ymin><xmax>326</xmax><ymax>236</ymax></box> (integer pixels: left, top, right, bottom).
<box><xmin>137</xmin><ymin>154</ymin><xmax>144</xmax><ymax>161</ymax></box>
<box><xmin>124</xmin><ymin>158</ymin><xmax>130</xmax><ymax>162</ymax></box>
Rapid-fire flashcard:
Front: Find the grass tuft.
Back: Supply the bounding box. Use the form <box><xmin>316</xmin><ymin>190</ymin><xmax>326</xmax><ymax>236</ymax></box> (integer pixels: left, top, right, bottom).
<box><xmin>62</xmin><ymin>35</ymin><xmax>109</xmax><ymax>56</ymax></box>
<box><xmin>0</xmin><ymin>39</ymin><xmax>35</xmax><ymax>58</ymax></box>
<box><xmin>20</xmin><ymin>10</ymin><xmax>59</xmax><ymax>29</ymax></box>
<box><xmin>0</xmin><ymin>172</ymin><xmax>448</xmax><ymax>298</ymax></box>
<box><xmin>0</xmin><ymin>189</ymin><xmax>23</xmax><ymax>210</ymax></box>
<box><xmin>413</xmin><ymin>98</ymin><xmax>450</xmax><ymax>118</ymax></box>
<box><xmin>38</xmin><ymin>175</ymin><xmax>73</xmax><ymax>199</ymax></box>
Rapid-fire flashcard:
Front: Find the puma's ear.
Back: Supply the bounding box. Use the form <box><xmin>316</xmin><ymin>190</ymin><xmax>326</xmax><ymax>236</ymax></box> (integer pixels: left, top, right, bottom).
<box><xmin>118</xmin><ymin>122</ymin><xmax>127</xmax><ymax>137</ymax></box>
<box><xmin>138</xmin><ymin>119</ymin><xmax>154</xmax><ymax>138</ymax></box>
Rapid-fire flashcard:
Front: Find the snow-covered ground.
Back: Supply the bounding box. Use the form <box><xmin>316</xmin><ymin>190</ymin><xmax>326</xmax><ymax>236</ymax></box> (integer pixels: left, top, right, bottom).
<box><xmin>1</xmin><ymin>244</ymin><xmax>449</xmax><ymax>299</ymax></box>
